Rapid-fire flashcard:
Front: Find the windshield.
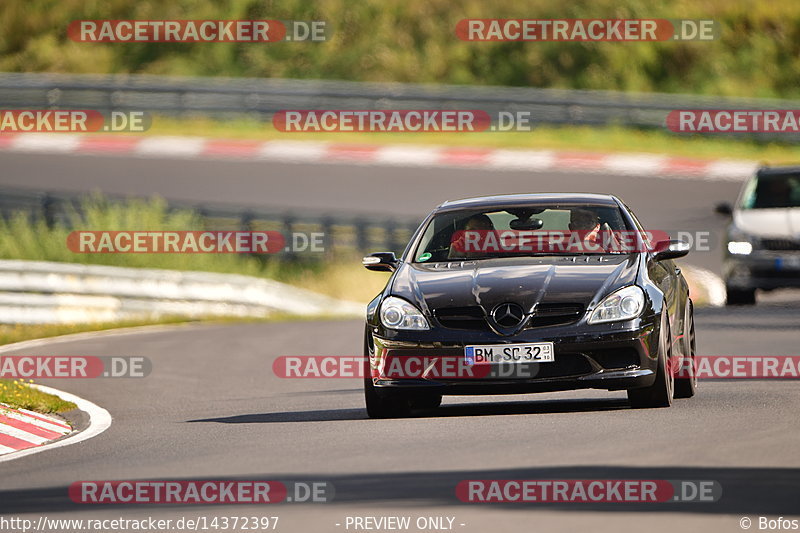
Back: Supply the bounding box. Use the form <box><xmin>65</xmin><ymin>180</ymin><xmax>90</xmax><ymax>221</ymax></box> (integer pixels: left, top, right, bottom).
<box><xmin>741</xmin><ymin>173</ymin><xmax>800</xmax><ymax>209</ymax></box>
<box><xmin>412</xmin><ymin>204</ymin><xmax>634</xmax><ymax>262</ymax></box>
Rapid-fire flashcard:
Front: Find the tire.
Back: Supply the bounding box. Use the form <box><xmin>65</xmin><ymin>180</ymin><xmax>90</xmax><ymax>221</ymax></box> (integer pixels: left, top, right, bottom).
<box><xmin>363</xmin><ymin>328</ymin><xmax>411</xmax><ymax>418</ymax></box>
<box><xmin>726</xmin><ymin>287</ymin><xmax>756</xmax><ymax>305</ymax></box>
<box><xmin>628</xmin><ymin>314</ymin><xmax>674</xmax><ymax>409</ymax></box>
<box><xmin>674</xmin><ymin>301</ymin><xmax>697</xmax><ymax>399</ymax></box>
<box><xmin>364</xmin><ymin>374</ymin><xmax>411</xmax><ymax>418</ymax></box>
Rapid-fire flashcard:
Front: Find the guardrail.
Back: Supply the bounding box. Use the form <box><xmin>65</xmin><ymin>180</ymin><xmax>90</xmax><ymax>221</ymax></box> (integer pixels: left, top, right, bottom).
<box><xmin>1</xmin><ymin>72</ymin><xmax>799</xmax><ymax>139</ymax></box>
<box><xmin>0</xmin><ymin>259</ymin><xmax>363</xmax><ymax>324</ymax></box>
<box><xmin>0</xmin><ymin>186</ymin><xmax>421</xmax><ymax>257</ymax></box>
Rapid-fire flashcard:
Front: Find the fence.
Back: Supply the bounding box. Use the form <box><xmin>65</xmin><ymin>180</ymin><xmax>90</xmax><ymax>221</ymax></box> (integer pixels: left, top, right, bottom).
<box><xmin>0</xmin><ymin>259</ymin><xmax>363</xmax><ymax>324</ymax></box>
<box><xmin>1</xmin><ymin>72</ymin><xmax>799</xmax><ymax>139</ymax></box>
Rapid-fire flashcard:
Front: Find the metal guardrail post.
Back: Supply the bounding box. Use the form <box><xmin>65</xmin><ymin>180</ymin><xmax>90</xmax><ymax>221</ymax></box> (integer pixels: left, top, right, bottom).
<box><xmin>355</xmin><ymin>219</ymin><xmax>369</xmax><ymax>253</ymax></box>
<box><xmin>42</xmin><ymin>194</ymin><xmax>56</xmax><ymax>229</ymax></box>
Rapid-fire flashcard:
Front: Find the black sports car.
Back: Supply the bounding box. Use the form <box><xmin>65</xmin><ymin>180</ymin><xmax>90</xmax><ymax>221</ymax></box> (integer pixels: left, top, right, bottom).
<box><xmin>362</xmin><ymin>193</ymin><xmax>696</xmax><ymax>417</ymax></box>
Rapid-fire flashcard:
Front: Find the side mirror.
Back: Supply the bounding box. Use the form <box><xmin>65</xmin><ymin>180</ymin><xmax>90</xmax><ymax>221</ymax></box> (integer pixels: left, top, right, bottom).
<box><xmin>362</xmin><ymin>252</ymin><xmax>399</xmax><ymax>272</ymax></box>
<box><xmin>653</xmin><ymin>239</ymin><xmax>691</xmax><ymax>262</ymax></box>
<box><xmin>714</xmin><ymin>202</ymin><xmax>733</xmax><ymax>216</ymax></box>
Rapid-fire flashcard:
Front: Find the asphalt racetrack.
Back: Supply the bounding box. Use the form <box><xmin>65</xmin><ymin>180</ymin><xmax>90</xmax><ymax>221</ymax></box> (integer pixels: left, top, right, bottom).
<box><xmin>0</xmin><ymin>152</ymin><xmax>798</xmax><ymax>532</ymax></box>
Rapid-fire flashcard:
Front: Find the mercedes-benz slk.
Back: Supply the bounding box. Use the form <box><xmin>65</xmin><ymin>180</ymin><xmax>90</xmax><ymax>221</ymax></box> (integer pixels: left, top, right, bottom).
<box><xmin>362</xmin><ymin>193</ymin><xmax>696</xmax><ymax>417</ymax></box>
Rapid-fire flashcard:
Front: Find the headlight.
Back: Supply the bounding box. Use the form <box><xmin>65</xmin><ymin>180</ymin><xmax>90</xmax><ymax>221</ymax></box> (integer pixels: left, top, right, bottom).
<box><xmin>380</xmin><ymin>296</ymin><xmax>429</xmax><ymax>330</ymax></box>
<box><xmin>727</xmin><ymin>226</ymin><xmax>756</xmax><ymax>255</ymax></box>
<box><xmin>588</xmin><ymin>285</ymin><xmax>645</xmax><ymax>324</ymax></box>
<box><xmin>727</xmin><ymin>241</ymin><xmax>753</xmax><ymax>255</ymax></box>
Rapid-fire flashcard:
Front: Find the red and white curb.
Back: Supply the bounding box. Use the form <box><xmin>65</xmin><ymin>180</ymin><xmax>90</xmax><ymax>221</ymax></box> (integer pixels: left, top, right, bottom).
<box><xmin>0</xmin><ymin>384</ymin><xmax>111</xmax><ymax>463</ymax></box>
<box><xmin>0</xmin><ymin>403</ymin><xmax>71</xmax><ymax>454</ymax></box>
<box><xmin>0</xmin><ymin>333</ymin><xmax>113</xmax><ymax>462</ymax></box>
<box><xmin>0</xmin><ymin>133</ymin><xmax>757</xmax><ymax>181</ymax></box>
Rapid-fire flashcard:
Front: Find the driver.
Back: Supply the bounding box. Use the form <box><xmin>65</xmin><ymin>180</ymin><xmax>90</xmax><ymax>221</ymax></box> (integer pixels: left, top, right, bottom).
<box><xmin>448</xmin><ymin>214</ymin><xmax>494</xmax><ymax>258</ymax></box>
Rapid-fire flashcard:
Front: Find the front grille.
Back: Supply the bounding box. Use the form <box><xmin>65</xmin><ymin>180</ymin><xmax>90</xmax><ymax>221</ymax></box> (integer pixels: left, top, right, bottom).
<box><xmin>527</xmin><ymin>303</ymin><xmax>585</xmax><ymax>328</ymax></box>
<box><xmin>761</xmin><ymin>239</ymin><xmax>800</xmax><ymax>251</ymax></box>
<box><xmin>434</xmin><ymin>302</ymin><xmax>585</xmax><ymax>330</ymax></box>
<box><xmin>434</xmin><ymin>306</ymin><xmax>489</xmax><ymax>330</ymax></box>
<box><xmin>751</xmin><ymin>268</ymin><xmax>800</xmax><ymax>279</ymax></box>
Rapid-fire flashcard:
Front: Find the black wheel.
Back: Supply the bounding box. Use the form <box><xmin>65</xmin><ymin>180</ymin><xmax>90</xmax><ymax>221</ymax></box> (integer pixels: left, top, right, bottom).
<box><xmin>363</xmin><ymin>327</ymin><xmax>410</xmax><ymax>418</ymax></box>
<box><xmin>364</xmin><ymin>374</ymin><xmax>411</xmax><ymax>418</ymax></box>
<box><xmin>628</xmin><ymin>314</ymin><xmax>674</xmax><ymax>409</ymax></box>
<box><xmin>674</xmin><ymin>301</ymin><xmax>697</xmax><ymax>399</ymax></box>
<box><xmin>726</xmin><ymin>287</ymin><xmax>756</xmax><ymax>305</ymax></box>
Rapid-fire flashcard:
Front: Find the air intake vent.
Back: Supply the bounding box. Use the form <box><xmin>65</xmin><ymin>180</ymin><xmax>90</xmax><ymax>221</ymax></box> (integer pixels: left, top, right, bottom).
<box><xmin>527</xmin><ymin>303</ymin><xmax>585</xmax><ymax>328</ymax></box>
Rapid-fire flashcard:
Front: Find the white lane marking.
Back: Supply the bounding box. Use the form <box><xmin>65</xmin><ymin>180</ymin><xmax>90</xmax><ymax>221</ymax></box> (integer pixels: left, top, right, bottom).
<box><xmin>487</xmin><ymin>149</ymin><xmax>555</xmax><ymax>170</ymax></box>
<box><xmin>603</xmin><ymin>154</ymin><xmax>667</xmax><ymax>175</ymax></box>
<box><xmin>0</xmin><ymin>384</ymin><xmax>111</xmax><ymax>463</ymax></box>
<box><xmin>0</xmin><ymin>133</ymin><xmax>759</xmax><ymax>180</ymax></box>
<box><xmin>11</xmin><ymin>134</ymin><xmax>81</xmax><ymax>153</ymax></box>
<box><xmin>134</xmin><ymin>136</ymin><xmax>205</xmax><ymax>157</ymax></box>
<box><xmin>257</xmin><ymin>140</ymin><xmax>328</xmax><ymax>161</ymax></box>
<box><xmin>704</xmin><ymin>160</ymin><xmax>757</xmax><ymax>181</ymax></box>
<box><xmin>374</xmin><ymin>145</ymin><xmax>441</xmax><ymax>166</ymax></box>
<box><xmin>0</xmin><ymin>444</ymin><xmax>16</xmax><ymax>454</ymax></box>
<box><xmin>0</xmin><ymin>322</ymin><xmax>205</xmax><ymax>355</ymax></box>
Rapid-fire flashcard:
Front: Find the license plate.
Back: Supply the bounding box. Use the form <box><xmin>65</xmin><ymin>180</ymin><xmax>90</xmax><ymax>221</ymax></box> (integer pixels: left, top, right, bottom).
<box><xmin>465</xmin><ymin>342</ymin><xmax>554</xmax><ymax>365</ymax></box>
<box><xmin>776</xmin><ymin>255</ymin><xmax>800</xmax><ymax>269</ymax></box>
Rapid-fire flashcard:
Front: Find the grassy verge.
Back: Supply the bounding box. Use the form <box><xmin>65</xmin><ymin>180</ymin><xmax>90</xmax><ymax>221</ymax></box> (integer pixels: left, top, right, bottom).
<box><xmin>0</xmin><ymin>316</ymin><xmax>205</xmax><ymax>347</ymax></box>
<box><xmin>0</xmin><ymin>193</ymin><xmax>389</xmax><ymax>303</ymax></box>
<box><xmin>0</xmin><ymin>379</ymin><xmax>76</xmax><ymax>413</ymax></box>
<box><xmin>150</xmin><ymin>116</ymin><xmax>800</xmax><ymax>163</ymax></box>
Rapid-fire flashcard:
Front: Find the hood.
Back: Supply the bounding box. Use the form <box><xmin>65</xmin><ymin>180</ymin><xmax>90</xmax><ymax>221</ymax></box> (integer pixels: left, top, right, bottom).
<box><xmin>734</xmin><ymin>208</ymin><xmax>800</xmax><ymax>238</ymax></box>
<box><xmin>390</xmin><ymin>255</ymin><xmax>639</xmax><ymax>317</ymax></box>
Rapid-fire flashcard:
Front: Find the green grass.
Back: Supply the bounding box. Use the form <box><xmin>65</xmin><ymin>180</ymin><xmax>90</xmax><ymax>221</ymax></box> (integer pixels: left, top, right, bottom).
<box><xmin>0</xmin><ymin>193</ymin><xmax>391</xmax><ymax>303</ymax></box>
<box><xmin>0</xmin><ymin>379</ymin><xmax>77</xmax><ymax>413</ymax></box>
<box><xmin>151</xmin><ymin>116</ymin><xmax>800</xmax><ymax>163</ymax></box>
<box><xmin>0</xmin><ymin>316</ymin><xmax>200</xmax><ymax>346</ymax></box>
<box><xmin>3</xmin><ymin>1</ymin><xmax>800</xmax><ymax>99</ymax></box>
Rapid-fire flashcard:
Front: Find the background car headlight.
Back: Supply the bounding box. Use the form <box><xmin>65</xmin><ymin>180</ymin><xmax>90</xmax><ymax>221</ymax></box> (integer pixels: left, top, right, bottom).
<box><xmin>727</xmin><ymin>226</ymin><xmax>756</xmax><ymax>255</ymax></box>
<box><xmin>380</xmin><ymin>296</ymin><xmax>429</xmax><ymax>330</ymax></box>
<box><xmin>588</xmin><ymin>285</ymin><xmax>645</xmax><ymax>324</ymax></box>
<box><xmin>727</xmin><ymin>241</ymin><xmax>753</xmax><ymax>255</ymax></box>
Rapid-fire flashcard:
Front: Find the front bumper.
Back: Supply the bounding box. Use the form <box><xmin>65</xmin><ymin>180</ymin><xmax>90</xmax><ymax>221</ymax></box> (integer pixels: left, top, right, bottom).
<box><xmin>724</xmin><ymin>251</ymin><xmax>800</xmax><ymax>290</ymax></box>
<box><xmin>367</xmin><ymin>319</ymin><xmax>659</xmax><ymax>395</ymax></box>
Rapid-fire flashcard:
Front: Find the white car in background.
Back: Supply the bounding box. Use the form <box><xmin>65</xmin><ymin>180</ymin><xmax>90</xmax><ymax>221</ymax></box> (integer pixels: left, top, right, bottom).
<box><xmin>716</xmin><ymin>166</ymin><xmax>800</xmax><ymax>305</ymax></box>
